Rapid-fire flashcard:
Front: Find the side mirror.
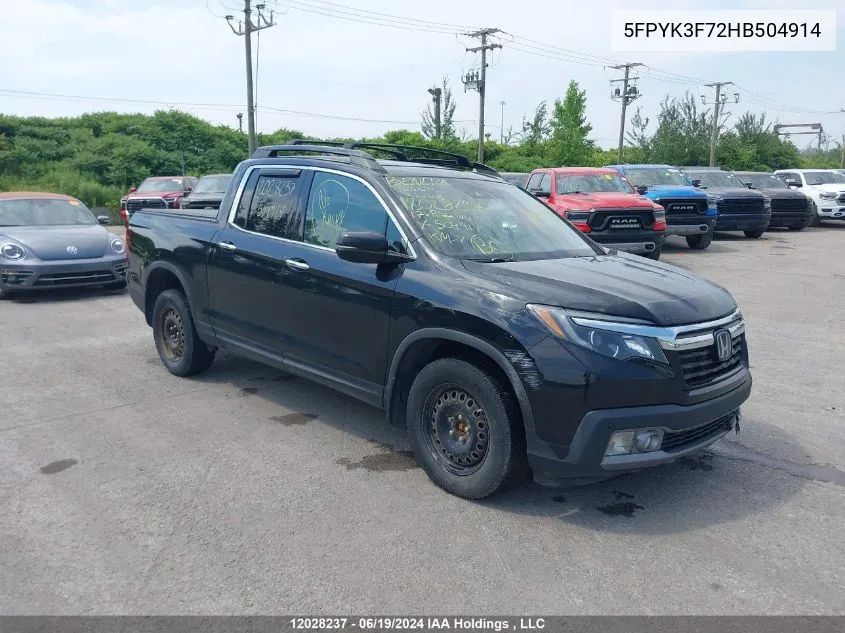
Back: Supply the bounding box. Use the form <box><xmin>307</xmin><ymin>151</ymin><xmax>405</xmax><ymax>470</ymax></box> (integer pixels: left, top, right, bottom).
<box><xmin>785</xmin><ymin>179</ymin><xmax>800</xmax><ymax>188</ymax></box>
<box><xmin>744</xmin><ymin>182</ymin><xmax>753</xmax><ymax>189</ymax></box>
<box><xmin>636</xmin><ymin>185</ymin><xmax>648</xmax><ymax>195</ymax></box>
<box><xmin>531</xmin><ymin>189</ymin><xmax>550</xmax><ymax>198</ymax></box>
<box><xmin>691</xmin><ymin>179</ymin><xmax>701</xmax><ymax>188</ymax></box>
<box><xmin>97</xmin><ymin>215</ymin><xmax>111</xmax><ymax>225</ymax></box>
<box><xmin>128</xmin><ymin>187</ymin><xmax>137</xmax><ymax>193</ymax></box>
<box><xmin>335</xmin><ymin>230</ymin><xmax>413</xmax><ymax>264</ymax></box>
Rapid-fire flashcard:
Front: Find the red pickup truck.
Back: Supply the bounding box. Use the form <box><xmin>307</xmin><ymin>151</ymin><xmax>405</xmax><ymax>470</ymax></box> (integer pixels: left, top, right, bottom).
<box><xmin>525</xmin><ymin>167</ymin><xmax>667</xmax><ymax>259</ymax></box>
<box><xmin>119</xmin><ymin>176</ymin><xmax>198</xmax><ymax>224</ymax></box>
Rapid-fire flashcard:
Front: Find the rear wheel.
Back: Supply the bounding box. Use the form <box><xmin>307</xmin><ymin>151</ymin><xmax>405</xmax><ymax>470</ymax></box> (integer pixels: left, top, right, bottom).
<box><xmin>744</xmin><ymin>230</ymin><xmax>765</xmax><ymax>238</ymax></box>
<box><xmin>407</xmin><ymin>358</ymin><xmax>529</xmax><ymax>499</ymax></box>
<box><xmin>152</xmin><ymin>289</ymin><xmax>215</xmax><ymax>376</ymax></box>
<box><xmin>686</xmin><ymin>230</ymin><xmax>713</xmax><ymax>249</ymax></box>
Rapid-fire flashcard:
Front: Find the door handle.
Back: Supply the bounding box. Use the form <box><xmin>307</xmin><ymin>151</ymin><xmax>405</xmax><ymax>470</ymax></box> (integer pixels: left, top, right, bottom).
<box><xmin>217</xmin><ymin>241</ymin><xmax>236</xmax><ymax>251</ymax></box>
<box><xmin>285</xmin><ymin>258</ymin><xmax>309</xmax><ymax>271</ymax></box>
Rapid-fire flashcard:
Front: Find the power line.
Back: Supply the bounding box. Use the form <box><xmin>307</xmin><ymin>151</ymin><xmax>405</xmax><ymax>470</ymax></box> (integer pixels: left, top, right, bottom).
<box><xmin>702</xmin><ymin>82</ymin><xmax>739</xmax><ymax>166</ymax></box>
<box><xmin>610</xmin><ymin>63</ymin><xmax>643</xmax><ymax>162</ymax></box>
<box><xmin>463</xmin><ymin>28</ymin><xmax>502</xmax><ymax>163</ymax></box>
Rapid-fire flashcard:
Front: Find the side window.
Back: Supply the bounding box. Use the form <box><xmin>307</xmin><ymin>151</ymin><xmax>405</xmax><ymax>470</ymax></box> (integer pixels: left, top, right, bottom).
<box><xmin>526</xmin><ymin>173</ymin><xmax>542</xmax><ymax>190</ymax></box>
<box><xmin>232</xmin><ymin>171</ymin><xmax>259</xmax><ymax>228</ymax></box>
<box><xmin>245</xmin><ymin>174</ymin><xmax>302</xmax><ymax>239</ymax></box>
<box><xmin>386</xmin><ymin>219</ymin><xmax>406</xmax><ymax>253</ymax></box>
<box><xmin>540</xmin><ymin>173</ymin><xmax>552</xmax><ymax>193</ymax></box>
<box><xmin>304</xmin><ymin>171</ymin><xmax>388</xmax><ymax>249</ymax></box>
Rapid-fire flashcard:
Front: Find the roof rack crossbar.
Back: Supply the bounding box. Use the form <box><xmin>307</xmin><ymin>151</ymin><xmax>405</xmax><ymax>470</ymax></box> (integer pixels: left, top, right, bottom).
<box><xmin>251</xmin><ymin>143</ymin><xmax>385</xmax><ymax>172</ymax></box>
<box><xmin>342</xmin><ymin>142</ymin><xmax>472</xmax><ymax>168</ymax></box>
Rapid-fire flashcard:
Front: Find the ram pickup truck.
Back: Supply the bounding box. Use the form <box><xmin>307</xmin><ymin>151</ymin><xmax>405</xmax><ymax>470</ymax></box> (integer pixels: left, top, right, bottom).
<box><xmin>681</xmin><ymin>167</ymin><xmax>771</xmax><ymax>238</ymax></box>
<box><xmin>773</xmin><ymin>169</ymin><xmax>845</xmax><ymax>226</ymax></box>
<box><xmin>605</xmin><ymin>164</ymin><xmax>716</xmax><ymax>250</ymax></box>
<box><xmin>179</xmin><ymin>173</ymin><xmax>232</xmax><ymax>211</ymax></box>
<box><xmin>127</xmin><ymin>141</ymin><xmax>751</xmax><ymax>499</ymax></box>
<box><xmin>119</xmin><ymin>176</ymin><xmax>198</xmax><ymax>224</ymax></box>
<box><xmin>525</xmin><ymin>167</ymin><xmax>666</xmax><ymax>259</ymax></box>
<box><xmin>733</xmin><ymin>171</ymin><xmax>810</xmax><ymax>230</ymax></box>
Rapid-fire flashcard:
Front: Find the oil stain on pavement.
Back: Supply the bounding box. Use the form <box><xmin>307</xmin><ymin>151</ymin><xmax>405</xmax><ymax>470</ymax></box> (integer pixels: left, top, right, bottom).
<box><xmin>271</xmin><ymin>413</ymin><xmax>318</xmax><ymax>426</ymax></box>
<box><xmin>40</xmin><ymin>459</ymin><xmax>78</xmax><ymax>475</ymax></box>
<box><xmin>337</xmin><ymin>441</ymin><xmax>418</xmax><ymax>472</ymax></box>
<box><xmin>596</xmin><ymin>491</ymin><xmax>644</xmax><ymax>517</ymax></box>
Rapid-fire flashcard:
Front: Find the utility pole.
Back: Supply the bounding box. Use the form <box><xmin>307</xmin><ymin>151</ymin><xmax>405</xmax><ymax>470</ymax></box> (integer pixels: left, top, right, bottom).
<box><xmin>428</xmin><ymin>87</ymin><xmax>442</xmax><ymax>140</ymax></box>
<box><xmin>841</xmin><ymin>134</ymin><xmax>845</xmax><ymax>168</ymax></box>
<box><xmin>610</xmin><ymin>63</ymin><xmax>643</xmax><ymax>162</ymax></box>
<box><xmin>236</xmin><ymin>112</ymin><xmax>243</xmax><ymax>133</ymax></box>
<box><xmin>703</xmin><ymin>82</ymin><xmax>739</xmax><ymax>166</ymax></box>
<box><xmin>499</xmin><ymin>100</ymin><xmax>505</xmax><ymax>143</ymax></box>
<box><xmin>225</xmin><ymin>1</ymin><xmax>275</xmax><ymax>156</ymax></box>
<box><xmin>463</xmin><ymin>28</ymin><xmax>501</xmax><ymax>163</ymax></box>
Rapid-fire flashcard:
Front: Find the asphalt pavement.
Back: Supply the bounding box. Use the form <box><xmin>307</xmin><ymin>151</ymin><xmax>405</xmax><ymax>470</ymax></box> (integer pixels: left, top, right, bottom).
<box><xmin>1</xmin><ymin>227</ymin><xmax>843</xmax><ymax>615</ymax></box>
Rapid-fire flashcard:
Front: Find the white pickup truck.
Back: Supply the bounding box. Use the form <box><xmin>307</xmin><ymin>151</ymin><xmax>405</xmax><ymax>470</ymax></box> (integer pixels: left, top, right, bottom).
<box><xmin>773</xmin><ymin>169</ymin><xmax>845</xmax><ymax>226</ymax></box>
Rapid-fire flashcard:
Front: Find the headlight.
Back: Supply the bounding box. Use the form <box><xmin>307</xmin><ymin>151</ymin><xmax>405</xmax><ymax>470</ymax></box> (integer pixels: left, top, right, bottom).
<box><xmin>110</xmin><ymin>238</ymin><xmax>125</xmax><ymax>254</ymax></box>
<box><xmin>819</xmin><ymin>192</ymin><xmax>837</xmax><ymax>200</ymax></box>
<box><xmin>526</xmin><ymin>304</ymin><xmax>668</xmax><ymax>364</ymax></box>
<box><xmin>0</xmin><ymin>242</ymin><xmax>26</xmax><ymax>261</ymax></box>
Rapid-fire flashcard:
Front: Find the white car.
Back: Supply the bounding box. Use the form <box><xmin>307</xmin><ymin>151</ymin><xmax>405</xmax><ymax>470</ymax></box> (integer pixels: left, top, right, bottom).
<box><xmin>773</xmin><ymin>169</ymin><xmax>845</xmax><ymax>226</ymax></box>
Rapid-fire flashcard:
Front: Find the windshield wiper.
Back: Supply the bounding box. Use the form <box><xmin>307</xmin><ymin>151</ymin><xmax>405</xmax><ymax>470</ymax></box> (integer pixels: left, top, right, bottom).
<box><xmin>465</xmin><ymin>255</ymin><xmax>515</xmax><ymax>263</ymax></box>
<box><xmin>560</xmin><ymin>190</ymin><xmax>583</xmax><ymax>194</ymax></box>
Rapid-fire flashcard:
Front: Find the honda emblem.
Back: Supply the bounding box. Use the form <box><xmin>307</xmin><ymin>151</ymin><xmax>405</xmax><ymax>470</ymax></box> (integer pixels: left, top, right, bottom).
<box><xmin>714</xmin><ymin>329</ymin><xmax>732</xmax><ymax>362</ymax></box>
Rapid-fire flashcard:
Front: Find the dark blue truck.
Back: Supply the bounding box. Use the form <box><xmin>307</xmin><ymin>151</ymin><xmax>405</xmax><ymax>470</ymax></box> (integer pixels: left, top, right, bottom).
<box><xmin>681</xmin><ymin>167</ymin><xmax>771</xmax><ymax>238</ymax></box>
<box><xmin>606</xmin><ymin>164</ymin><xmax>716</xmax><ymax>249</ymax></box>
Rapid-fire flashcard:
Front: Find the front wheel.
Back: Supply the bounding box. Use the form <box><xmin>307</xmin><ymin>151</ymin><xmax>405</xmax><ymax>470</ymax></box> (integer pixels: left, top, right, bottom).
<box><xmin>809</xmin><ymin>200</ymin><xmax>820</xmax><ymax>227</ymax></box>
<box><xmin>406</xmin><ymin>358</ymin><xmax>529</xmax><ymax>499</ymax></box>
<box><xmin>152</xmin><ymin>289</ymin><xmax>215</xmax><ymax>377</ymax></box>
<box><xmin>644</xmin><ymin>247</ymin><xmax>661</xmax><ymax>261</ymax></box>
<box><xmin>686</xmin><ymin>230</ymin><xmax>713</xmax><ymax>249</ymax></box>
<box><xmin>744</xmin><ymin>230</ymin><xmax>765</xmax><ymax>238</ymax></box>
<box><xmin>788</xmin><ymin>225</ymin><xmax>806</xmax><ymax>231</ymax></box>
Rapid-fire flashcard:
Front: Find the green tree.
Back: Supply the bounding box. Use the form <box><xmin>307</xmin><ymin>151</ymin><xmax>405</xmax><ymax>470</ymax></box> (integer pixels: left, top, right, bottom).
<box><xmin>421</xmin><ymin>77</ymin><xmax>458</xmax><ymax>141</ymax></box>
<box><xmin>547</xmin><ymin>81</ymin><xmax>594</xmax><ymax>166</ymax></box>
<box><xmin>648</xmin><ymin>92</ymin><xmax>710</xmax><ymax>166</ymax></box>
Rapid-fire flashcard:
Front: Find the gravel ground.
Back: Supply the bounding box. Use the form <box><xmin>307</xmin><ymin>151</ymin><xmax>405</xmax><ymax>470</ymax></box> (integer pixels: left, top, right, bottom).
<box><xmin>1</xmin><ymin>226</ymin><xmax>843</xmax><ymax>615</ymax></box>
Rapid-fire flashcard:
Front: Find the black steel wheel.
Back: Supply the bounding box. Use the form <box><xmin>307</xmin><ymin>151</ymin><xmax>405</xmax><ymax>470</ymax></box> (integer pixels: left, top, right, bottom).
<box><xmin>407</xmin><ymin>357</ymin><xmax>529</xmax><ymax>499</ymax></box>
<box><xmin>686</xmin><ymin>230</ymin><xmax>713</xmax><ymax>249</ymax></box>
<box><xmin>152</xmin><ymin>289</ymin><xmax>215</xmax><ymax>376</ymax></box>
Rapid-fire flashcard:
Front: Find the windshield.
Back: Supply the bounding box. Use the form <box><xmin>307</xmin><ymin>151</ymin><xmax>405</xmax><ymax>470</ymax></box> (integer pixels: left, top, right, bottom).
<box><xmin>193</xmin><ymin>175</ymin><xmax>231</xmax><ymax>194</ymax></box>
<box><xmin>804</xmin><ymin>171</ymin><xmax>845</xmax><ymax>185</ymax></box>
<box><xmin>0</xmin><ymin>198</ymin><xmax>97</xmax><ymax>227</ymax></box>
<box><xmin>556</xmin><ymin>173</ymin><xmax>635</xmax><ymax>194</ymax></box>
<box><xmin>137</xmin><ymin>178</ymin><xmax>187</xmax><ymax>192</ymax></box>
<box><xmin>385</xmin><ymin>175</ymin><xmax>599</xmax><ymax>261</ymax></box>
<box><xmin>739</xmin><ymin>173</ymin><xmax>787</xmax><ymax>189</ymax></box>
<box><xmin>623</xmin><ymin>167</ymin><xmax>689</xmax><ymax>187</ymax></box>
<box><xmin>687</xmin><ymin>171</ymin><xmax>745</xmax><ymax>189</ymax></box>
<box><xmin>502</xmin><ymin>174</ymin><xmax>528</xmax><ymax>187</ymax></box>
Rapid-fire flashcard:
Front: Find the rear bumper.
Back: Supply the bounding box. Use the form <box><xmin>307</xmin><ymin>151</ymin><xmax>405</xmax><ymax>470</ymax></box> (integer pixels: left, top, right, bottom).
<box><xmin>0</xmin><ymin>256</ymin><xmax>128</xmax><ymax>292</ymax></box>
<box><xmin>665</xmin><ymin>215</ymin><xmax>715</xmax><ymax>236</ymax></box>
<box><xmin>526</xmin><ymin>374</ymin><xmax>752</xmax><ymax>485</ymax></box>
<box><xmin>715</xmin><ymin>212</ymin><xmax>771</xmax><ymax>232</ymax></box>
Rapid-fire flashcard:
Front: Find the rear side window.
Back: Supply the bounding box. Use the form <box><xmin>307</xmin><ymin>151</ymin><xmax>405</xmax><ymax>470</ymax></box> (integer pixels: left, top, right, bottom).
<box><xmin>303</xmin><ymin>171</ymin><xmax>390</xmax><ymax>249</ymax></box>
<box><xmin>232</xmin><ymin>171</ymin><xmax>302</xmax><ymax>240</ymax></box>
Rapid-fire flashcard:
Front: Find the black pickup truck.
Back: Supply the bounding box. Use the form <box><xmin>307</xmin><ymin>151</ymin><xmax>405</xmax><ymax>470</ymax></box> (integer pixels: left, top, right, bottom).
<box><xmin>127</xmin><ymin>142</ymin><xmax>752</xmax><ymax>499</ymax></box>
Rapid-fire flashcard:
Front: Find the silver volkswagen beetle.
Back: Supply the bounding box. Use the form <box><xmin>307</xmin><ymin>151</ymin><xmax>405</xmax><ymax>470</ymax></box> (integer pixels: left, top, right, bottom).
<box><xmin>0</xmin><ymin>192</ymin><xmax>128</xmax><ymax>298</ymax></box>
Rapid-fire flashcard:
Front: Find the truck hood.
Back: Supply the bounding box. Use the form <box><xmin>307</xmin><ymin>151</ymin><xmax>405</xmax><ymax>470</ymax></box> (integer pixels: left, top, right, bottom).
<box><xmin>461</xmin><ymin>251</ymin><xmax>736</xmax><ymax>326</ymax></box>
<box><xmin>701</xmin><ymin>187</ymin><xmax>765</xmax><ymax>199</ymax></box>
<box><xmin>642</xmin><ymin>184</ymin><xmax>707</xmax><ymax>199</ymax></box>
<box><xmin>755</xmin><ymin>188</ymin><xmax>807</xmax><ymax>200</ymax></box>
<box><xmin>807</xmin><ymin>183</ymin><xmax>845</xmax><ymax>194</ymax></box>
<box><xmin>126</xmin><ymin>190</ymin><xmax>185</xmax><ymax>198</ymax></box>
<box><xmin>0</xmin><ymin>224</ymin><xmax>111</xmax><ymax>260</ymax></box>
<box><xmin>554</xmin><ymin>192</ymin><xmax>654</xmax><ymax>209</ymax></box>
<box><xmin>183</xmin><ymin>193</ymin><xmax>225</xmax><ymax>203</ymax></box>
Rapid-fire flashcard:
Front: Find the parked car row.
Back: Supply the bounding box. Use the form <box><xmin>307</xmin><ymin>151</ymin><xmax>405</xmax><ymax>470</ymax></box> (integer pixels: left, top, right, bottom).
<box><xmin>124</xmin><ymin>140</ymin><xmax>754</xmax><ymax>499</ymax></box>
<box><xmin>504</xmin><ymin>164</ymin><xmax>845</xmax><ymax>254</ymax></box>
<box><xmin>118</xmin><ymin>173</ymin><xmax>234</xmax><ymax>224</ymax></box>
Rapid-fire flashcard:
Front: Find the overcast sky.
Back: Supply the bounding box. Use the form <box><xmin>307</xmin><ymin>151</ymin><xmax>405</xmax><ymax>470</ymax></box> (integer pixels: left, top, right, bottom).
<box><xmin>0</xmin><ymin>0</ymin><xmax>843</xmax><ymax>152</ymax></box>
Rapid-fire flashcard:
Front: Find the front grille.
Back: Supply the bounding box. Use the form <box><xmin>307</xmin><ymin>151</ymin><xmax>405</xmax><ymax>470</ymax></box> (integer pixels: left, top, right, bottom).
<box><xmin>1</xmin><ymin>269</ymin><xmax>34</xmax><ymax>285</ymax></box>
<box><xmin>770</xmin><ymin>197</ymin><xmax>808</xmax><ymax>216</ymax></box>
<box><xmin>589</xmin><ymin>210</ymin><xmax>655</xmax><ymax>230</ymax></box>
<box><xmin>677</xmin><ymin>333</ymin><xmax>745</xmax><ymax>389</ymax></box>
<box><xmin>33</xmin><ymin>270</ymin><xmax>116</xmax><ymax>287</ymax></box>
<box><xmin>113</xmin><ymin>263</ymin><xmax>128</xmax><ymax>279</ymax></box>
<box><xmin>717</xmin><ymin>198</ymin><xmax>764</xmax><ymax>215</ymax></box>
<box><xmin>126</xmin><ymin>198</ymin><xmax>166</xmax><ymax>212</ymax></box>
<box><xmin>654</xmin><ymin>198</ymin><xmax>708</xmax><ymax>216</ymax></box>
<box><xmin>661</xmin><ymin>413</ymin><xmax>734</xmax><ymax>452</ymax></box>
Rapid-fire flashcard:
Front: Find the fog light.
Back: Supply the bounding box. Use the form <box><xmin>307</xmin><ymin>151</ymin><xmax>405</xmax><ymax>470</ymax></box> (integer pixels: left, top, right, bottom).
<box><xmin>606</xmin><ymin>431</ymin><xmax>635</xmax><ymax>456</ymax></box>
<box><xmin>635</xmin><ymin>429</ymin><xmax>663</xmax><ymax>452</ymax></box>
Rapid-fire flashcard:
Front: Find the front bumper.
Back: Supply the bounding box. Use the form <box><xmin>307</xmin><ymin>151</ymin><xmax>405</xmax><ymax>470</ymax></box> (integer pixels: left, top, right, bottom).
<box><xmin>526</xmin><ymin>374</ymin><xmax>752</xmax><ymax>484</ymax></box>
<box><xmin>818</xmin><ymin>204</ymin><xmax>845</xmax><ymax>219</ymax></box>
<box><xmin>715</xmin><ymin>212</ymin><xmax>771</xmax><ymax>232</ymax></box>
<box><xmin>665</xmin><ymin>215</ymin><xmax>715</xmax><ymax>236</ymax></box>
<box><xmin>769</xmin><ymin>211</ymin><xmax>810</xmax><ymax>228</ymax></box>
<box><xmin>0</xmin><ymin>256</ymin><xmax>128</xmax><ymax>292</ymax></box>
<box><xmin>590</xmin><ymin>230</ymin><xmax>667</xmax><ymax>254</ymax></box>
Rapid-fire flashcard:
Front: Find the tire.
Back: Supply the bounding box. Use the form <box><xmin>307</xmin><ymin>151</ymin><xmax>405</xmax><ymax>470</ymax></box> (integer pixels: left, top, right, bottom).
<box><xmin>744</xmin><ymin>230</ymin><xmax>765</xmax><ymax>238</ymax></box>
<box><xmin>788</xmin><ymin>225</ymin><xmax>806</xmax><ymax>231</ymax></box>
<box><xmin>808</xmin><ymin>200</ymin><xmax>820</xmax><ymax>227</ymax></box>
<box><xmin>152</xmin><ymin>289</ymin><xmax>215</xmax><ymax>377</ymax></box>
<box><xmin>406</xmin><ymin>357</ymin><xmax>529</xmax><ymax>499</ymax></box>
<box><xmin>686</xmin><ymin>230</ymin><xmax>713</xmax><ymax>249</ymax></box>
<box><xmin>644</xmin><ymin>247</ymin><xmax>661</xmax><ymax>261</ymax></box>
